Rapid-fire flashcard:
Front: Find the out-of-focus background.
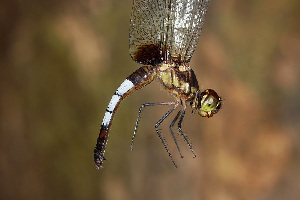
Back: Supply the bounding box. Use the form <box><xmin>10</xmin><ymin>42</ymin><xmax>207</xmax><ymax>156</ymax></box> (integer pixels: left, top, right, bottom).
<box><xmin>1</xmin><ymin>0</ymin><xmax>299</xmax><ymax>199</ymax></box>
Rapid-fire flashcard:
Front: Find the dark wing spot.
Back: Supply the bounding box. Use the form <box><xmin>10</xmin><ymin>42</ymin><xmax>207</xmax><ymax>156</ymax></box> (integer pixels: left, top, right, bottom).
<box><xmin>133</xmin><ymin>44</ymin><xmax>163</xmax><ymax>66</ymax></box>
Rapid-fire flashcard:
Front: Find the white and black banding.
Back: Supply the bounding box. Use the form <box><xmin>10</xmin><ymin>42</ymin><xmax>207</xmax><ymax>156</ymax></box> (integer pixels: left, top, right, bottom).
<box><xmin>94</xmin><ymin>79</ymin><xmax>135</xmax><ymax>168</ymax></box>
<box><xmin>101</xmin><ymin>79</ymin><xmax>135</xmax><ymax>128</ymax></box>
<box><xmin>94</xmin><ymin>66</ymin><xmax>155</xmax><ymax>168</ymax></box>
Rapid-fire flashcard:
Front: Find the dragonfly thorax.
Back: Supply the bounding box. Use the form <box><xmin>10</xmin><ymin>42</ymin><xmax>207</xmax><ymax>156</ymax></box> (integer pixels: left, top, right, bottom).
<box><xmin>157</xmin><ymin>64</ymin><xmax>199</xmax><ymax>101</ymax></box>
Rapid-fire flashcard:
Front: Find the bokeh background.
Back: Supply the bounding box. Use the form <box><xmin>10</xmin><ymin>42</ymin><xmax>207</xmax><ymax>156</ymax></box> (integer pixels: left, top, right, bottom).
<box><xmin>1</xmin><ymin>0</ymin><xmax>300</xmax><ymax>199</ymax></box>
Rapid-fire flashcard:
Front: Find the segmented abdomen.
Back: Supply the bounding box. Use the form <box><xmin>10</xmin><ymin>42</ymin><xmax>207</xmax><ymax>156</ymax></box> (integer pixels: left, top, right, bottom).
<box><xmin>94</xmin><ymin>66</ymin><xmax>156</xmax><ymax>168</ymax></box>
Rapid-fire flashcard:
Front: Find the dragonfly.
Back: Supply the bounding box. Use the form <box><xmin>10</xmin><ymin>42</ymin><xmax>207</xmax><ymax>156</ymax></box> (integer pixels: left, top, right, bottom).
<box><xmin>94</xmin><ymin>0</ymin><xmax>221</xmax><ymax>169</ymax></box>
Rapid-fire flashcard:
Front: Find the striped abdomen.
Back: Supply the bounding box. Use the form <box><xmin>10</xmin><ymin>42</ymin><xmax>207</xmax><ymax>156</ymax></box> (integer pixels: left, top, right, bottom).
<box><xmin>94</xmin><ymin>66</ymin><xmax>156</xmax><ymax>168</ymax></box>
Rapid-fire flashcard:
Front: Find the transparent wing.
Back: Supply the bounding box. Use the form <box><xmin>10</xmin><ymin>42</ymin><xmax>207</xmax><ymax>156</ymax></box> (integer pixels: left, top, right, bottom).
<box><xmin>129</xmin><ymin>0</ymin><xmax>210</xmax><ymax>65</ymax></box>
<box><xmin>171</xmin><ymin>0</ymin><xmax>210</xmax><ymax>63</ymax></box>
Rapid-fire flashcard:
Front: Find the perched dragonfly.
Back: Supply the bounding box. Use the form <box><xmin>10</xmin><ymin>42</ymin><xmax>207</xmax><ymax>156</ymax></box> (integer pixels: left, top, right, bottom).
<box><xmin>94</xmin><ymin>0</ymin><xmax>221</xmax><ymax>169</ymax></box>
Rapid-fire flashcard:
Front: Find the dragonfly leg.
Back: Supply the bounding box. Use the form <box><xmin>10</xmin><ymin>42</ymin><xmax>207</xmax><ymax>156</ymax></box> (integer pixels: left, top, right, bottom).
<box><xmin>169</xmin><ymin>110</ymin><xmax>184</xmax><ymax>158</ymax></box>
<box><xmin>131</xmin><ymin>102</ymin><xmax>176</xmax><ymax>151</ymax></box>
<box><xmin>178</xmin><ymin>109</ymin><xmax>196</xmax><ymax>158</ymax></box>
<box><xmin>154</xmin><ymin>103</ymin><xmax>180</xmax><ymax>168</ymax></box>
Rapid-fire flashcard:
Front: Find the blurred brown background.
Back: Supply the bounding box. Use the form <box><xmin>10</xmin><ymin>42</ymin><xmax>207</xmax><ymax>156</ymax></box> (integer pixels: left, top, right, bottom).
<box><xmin>1</xmin><ymin>0</ymin><xmax>300</xmax><ymax>199</ymax></box>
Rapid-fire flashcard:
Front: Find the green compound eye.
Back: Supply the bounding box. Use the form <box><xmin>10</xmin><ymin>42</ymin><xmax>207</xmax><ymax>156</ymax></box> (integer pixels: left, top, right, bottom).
<box><xmin>198</xmin><ymin>89</ymin><xmax>222</xmax><ymax>118</ymax></box>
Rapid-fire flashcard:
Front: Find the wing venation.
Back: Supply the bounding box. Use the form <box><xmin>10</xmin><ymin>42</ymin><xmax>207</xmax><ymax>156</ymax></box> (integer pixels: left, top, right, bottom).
<box><xmin>129</xmin><ymin>0</ymin><xmax>210</xmax><ymax>65</ymax></box>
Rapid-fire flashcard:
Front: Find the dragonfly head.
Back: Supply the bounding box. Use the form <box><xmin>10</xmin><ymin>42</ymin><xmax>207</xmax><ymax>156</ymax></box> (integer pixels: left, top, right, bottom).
<box><xmin>191</xmin><ymin>89</ymin><xmax>222</xmax><ymax>118</ymax></box>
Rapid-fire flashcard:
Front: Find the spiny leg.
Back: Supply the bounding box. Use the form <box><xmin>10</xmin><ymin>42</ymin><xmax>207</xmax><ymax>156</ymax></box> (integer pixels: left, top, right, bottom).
<box><xmin>178</xmin><ymin>109</ymin><xmax>196</xmax><ymax>158</ymax></box>
<box><xmin>155</xmin><ymin>103</ymin><xmax>179</xmax><ymax>168</ymax></box>
<box><xmin>131</xmin><ymin>102</ymin><xmax>176</xmax><ymax>151</ymax></box>
<box><xmin>169</xmin><ymin>110</ymin><xmax>184</xmax><ymax>158</ymax></box>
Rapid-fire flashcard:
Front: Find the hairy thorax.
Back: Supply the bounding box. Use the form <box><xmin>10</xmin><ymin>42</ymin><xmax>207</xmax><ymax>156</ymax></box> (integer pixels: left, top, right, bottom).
<box><xmin>156</xmin><ymin>63</ymin><xmax>199</xmax><ymax>101</ymax></box>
